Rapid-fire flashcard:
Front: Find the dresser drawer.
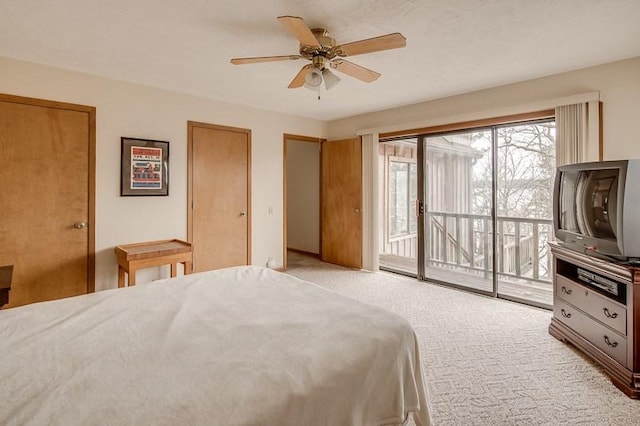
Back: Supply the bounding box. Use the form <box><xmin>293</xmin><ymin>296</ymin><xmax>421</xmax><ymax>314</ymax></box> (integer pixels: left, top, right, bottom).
<box><xmin>555</xmin><ymin>275</ymin><xmax>626</xmax><ymax>335</ymax></box>
<box><xmin>554</xmin><ymin>299</ymin><xmax>628</xmax><ymax>366</ymax></box>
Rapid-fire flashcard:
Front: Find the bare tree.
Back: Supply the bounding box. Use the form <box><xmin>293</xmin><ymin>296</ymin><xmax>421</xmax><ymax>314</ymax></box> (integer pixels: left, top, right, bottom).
<box><xmin>471</xmin><ymin>122</ymin><xmax>556</xmax><ymax>277</ymax></box>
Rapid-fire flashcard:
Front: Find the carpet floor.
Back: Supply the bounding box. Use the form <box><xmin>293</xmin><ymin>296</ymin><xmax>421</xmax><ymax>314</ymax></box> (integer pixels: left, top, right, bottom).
<box><xmin>285</xmin><ymin>252</ymin><xmax>640</xmax><ymax>425</ymax></box>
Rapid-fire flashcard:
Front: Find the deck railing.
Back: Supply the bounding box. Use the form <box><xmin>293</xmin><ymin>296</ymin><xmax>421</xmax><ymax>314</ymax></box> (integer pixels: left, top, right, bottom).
<box><xmin>382</xmin><ymin>212</ymin><xmax>553</xmax><ymax>283</ymax></box>
<box><xmin>387</xmin><ymin>233</ymin><xmax>418</xmax><ymax>259</ymax></box>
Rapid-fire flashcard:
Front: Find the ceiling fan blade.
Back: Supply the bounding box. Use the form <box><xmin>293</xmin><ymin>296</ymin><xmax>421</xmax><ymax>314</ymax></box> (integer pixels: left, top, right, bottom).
<box><xmin>231</xmin><ymin>55</ymin><xmax>301</xmax><ymax>65</ymax></box>
<box><xmin>277</xmin><ymin>16</ymin><xmax>320</xmax><ymax>47</ymax></box>
<box><xmin>331</xmin><ymin>59</ymin><xmax>381</xmax><ymax>83</ymax></box>
<box><xmin>336</xmin><ymin>33</ymin><xmax>406</xmax><ymax>57</ymax></box>
<box><xmin>288</xmin><ymin>64</ymin><xmax>313</xmax><ymax>88</ymax></box>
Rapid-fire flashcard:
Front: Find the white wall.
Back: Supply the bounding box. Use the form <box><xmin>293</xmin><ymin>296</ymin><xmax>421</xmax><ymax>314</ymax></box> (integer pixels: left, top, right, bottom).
<box><xmin>328</xmin><ymin>57</ymin><xmax>640</xmax><ymax>161</ymax></box>
<box><xmin>286</xmin><ymin>139</ymin><xmax>320</xmax><ymax>254</ymax></box>
<box><xmin>3</xmin><ymin>55</ymin><xmax>639</xmax><ymax>289</ymax></box>
<box><xmin>0</xmin><ymin>56</ymin><xmax>326</xmax><ymax>290</ymax></box>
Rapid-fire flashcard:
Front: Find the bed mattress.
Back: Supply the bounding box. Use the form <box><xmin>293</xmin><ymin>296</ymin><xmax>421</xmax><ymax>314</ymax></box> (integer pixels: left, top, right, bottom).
<box><xmin>0</xmin><ymin>266</ymin><xmax>430</xmax><ymax>425</ymax></box>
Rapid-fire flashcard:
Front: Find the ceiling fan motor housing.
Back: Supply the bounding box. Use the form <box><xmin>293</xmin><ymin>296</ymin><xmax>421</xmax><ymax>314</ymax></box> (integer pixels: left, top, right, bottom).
<box><xmin>300</xmin><ymin>28</ymin><xmax>338</xmax><ymax>64</ymax></box>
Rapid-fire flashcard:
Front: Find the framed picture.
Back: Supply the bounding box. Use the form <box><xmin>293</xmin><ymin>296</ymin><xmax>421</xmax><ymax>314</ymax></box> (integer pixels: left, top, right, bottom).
<box><xmin>120</xmin><ymin>137</ymin><xmax>169</xmax><ymax>196</ymax></box>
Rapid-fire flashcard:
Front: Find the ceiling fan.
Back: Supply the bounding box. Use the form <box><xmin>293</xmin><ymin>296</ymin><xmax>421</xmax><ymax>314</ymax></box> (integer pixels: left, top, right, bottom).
<box><xmin>230</xmin><ymin>16</ymin><xmax>406</xmax><ymax>91</ymax></box>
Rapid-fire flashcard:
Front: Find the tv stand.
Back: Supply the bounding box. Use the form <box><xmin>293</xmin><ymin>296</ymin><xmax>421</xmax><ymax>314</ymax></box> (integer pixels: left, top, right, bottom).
<box><xmin>549</xmin><ymin>242</ymin><xmax>640</xmax><ymax>398</ymax></box>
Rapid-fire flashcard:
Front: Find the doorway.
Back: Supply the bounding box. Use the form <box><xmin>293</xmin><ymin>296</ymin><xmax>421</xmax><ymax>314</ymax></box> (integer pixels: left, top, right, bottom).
<box><xmin>188</xmin><ymin>121</ymin><xmax>251</xmax><ymax>272</ymax></box>
<box><xmin>283</xmin><ymin>134</ymin><xmax>323</xmax><ymax>270</ymax></box>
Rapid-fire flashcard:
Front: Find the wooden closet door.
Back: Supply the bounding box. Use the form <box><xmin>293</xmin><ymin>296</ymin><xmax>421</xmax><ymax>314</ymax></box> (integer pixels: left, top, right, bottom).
<box><xmin>188</xmin><ymin>122</ymin><xmax>251</xmax><ymax>272</ymax></box>
<box><xmin>321</xmin><ymin>137</ymin><xmax>362</xmax><ymax>269</ymax></box>
<box><xmin>0</xmin><ymin>94</ymin><xmax>95</xmax><ymax>308</ymax></box>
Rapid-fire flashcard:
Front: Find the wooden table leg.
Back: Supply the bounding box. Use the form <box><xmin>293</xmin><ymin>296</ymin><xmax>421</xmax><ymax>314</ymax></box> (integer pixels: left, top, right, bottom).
<box><xmin>128</xmin><ymin>268</ymin><xmax>136</xmax><ymax>286</ymax></box>
<box><xmin>185</xmin><ymin>261</ymin><xmax>193</xmax><ymax>275</ymax></box>
<box><xmin>118</xmin><ymin>267</ymin><xmax>125</xmax><ymax>288</ymax></box>
<box><xmin>170</xmin><ymin>263</ymin><xmax>177</xmax><ymax>277</ymax></box>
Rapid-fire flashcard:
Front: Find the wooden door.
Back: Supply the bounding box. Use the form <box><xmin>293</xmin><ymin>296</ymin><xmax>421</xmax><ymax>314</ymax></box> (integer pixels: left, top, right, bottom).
<box><xmin>0</xmin><ymin>94</ymin><xmax>95</xmax><ymax>308</ymax></box>
<box><xmin>188</xmin><ymin>122</ymin><xmax>251</xmax><ymax>272</ymax></box>
<box><xmin>321</xmin><ymin>137</ymin><xmax>362</xmax><ymax>269</ymax></box>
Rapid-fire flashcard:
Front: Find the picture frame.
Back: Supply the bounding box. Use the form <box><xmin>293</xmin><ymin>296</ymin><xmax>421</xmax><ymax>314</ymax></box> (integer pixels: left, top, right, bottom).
<box><xmin>120</xmin><ymin>137</ymin><xmax>169</xmax><ymax>196</ymax></box>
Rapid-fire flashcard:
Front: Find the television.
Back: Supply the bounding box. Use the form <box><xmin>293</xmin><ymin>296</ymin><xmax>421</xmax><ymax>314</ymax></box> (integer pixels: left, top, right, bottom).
<box><xmin>553</xmin><ymin>159</ymin><xmax>640</xmax><ymax>261</ymax></box>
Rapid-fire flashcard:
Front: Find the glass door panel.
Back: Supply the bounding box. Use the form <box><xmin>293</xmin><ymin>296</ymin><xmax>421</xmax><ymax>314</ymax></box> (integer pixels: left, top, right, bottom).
<box><xmin>495</xmin><ymin>121</ymin><xmax>555</xmax><ymax>307</ymax></box>
<box><xmin>423</xmin><ymin>130</ymin><xmax>494</xmax><ymax>293</ymax></box>
<box><xmin>379</xmin><ymin>139</ymin><xmax>419</xmax><ymax>275</ymax></box>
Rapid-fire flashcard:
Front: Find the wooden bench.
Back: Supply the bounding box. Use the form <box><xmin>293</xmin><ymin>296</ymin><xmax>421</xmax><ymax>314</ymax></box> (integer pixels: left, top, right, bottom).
<box><xmin>114</xmin><ymin>239</ymin><xmax>192</xmax><ymax>287</ymax></box>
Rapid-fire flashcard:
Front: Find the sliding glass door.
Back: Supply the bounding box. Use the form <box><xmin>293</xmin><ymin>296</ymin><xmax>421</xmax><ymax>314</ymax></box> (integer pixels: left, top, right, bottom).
<box><xmin>495</xmin><ymin>122</ymin><xmax>555</xmax><ymax>306</ymax></box>
<box><xmin>422</xmin><ymin>129</ymin><xmax>494</xmax><ymax>293</ymax></box>
<box><xmin>380</xmin><ymin>118</ymin><xmax>556</xmax><ymax>308</ymax></box>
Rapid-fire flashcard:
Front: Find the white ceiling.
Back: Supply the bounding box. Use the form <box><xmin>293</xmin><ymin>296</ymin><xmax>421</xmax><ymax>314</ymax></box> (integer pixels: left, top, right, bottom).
<box><xmin>1</xmin><ymin>0</ymin><xmax>639</xmax><ymax>121</ymax></box>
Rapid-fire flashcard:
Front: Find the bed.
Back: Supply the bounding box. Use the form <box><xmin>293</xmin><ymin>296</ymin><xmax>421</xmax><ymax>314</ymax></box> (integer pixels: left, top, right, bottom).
<box><xmin>0</xmin><ymin>266</ymin><xmax>431</xmax><ymax>425</ymax></box>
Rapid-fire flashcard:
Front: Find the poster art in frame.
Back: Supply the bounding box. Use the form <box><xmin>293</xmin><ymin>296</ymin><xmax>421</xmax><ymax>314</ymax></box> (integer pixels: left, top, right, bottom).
<box><xmin>120</xmin><ymin>137</ymin><xmax>169</xmax><ymax>196</ymax></box>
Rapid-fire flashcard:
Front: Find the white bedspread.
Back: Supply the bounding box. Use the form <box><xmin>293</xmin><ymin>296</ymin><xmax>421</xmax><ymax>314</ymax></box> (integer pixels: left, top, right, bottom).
<box><xmin>0</xmin><ymin>266</ymin><xmax>430</xmax><ymax>425</ymax></box>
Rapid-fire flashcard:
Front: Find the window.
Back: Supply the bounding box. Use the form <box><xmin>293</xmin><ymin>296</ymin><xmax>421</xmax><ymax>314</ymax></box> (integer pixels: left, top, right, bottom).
<box><xmin>388</xmin><ymin>159</ymin><xmax>417</xmax><ymax>238</ymax></box>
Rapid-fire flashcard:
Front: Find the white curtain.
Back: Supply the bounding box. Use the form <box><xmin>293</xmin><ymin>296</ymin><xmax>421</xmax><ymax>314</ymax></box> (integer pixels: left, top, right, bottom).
<box><xmin>361</xmin><ymin>132</ymin><xmax>380</xmax><ymax>271</ymax></box>
<box><xmin>555</xmin><ymin>100</ymin><xmax>601</xmax><ymax>166</ymax></box>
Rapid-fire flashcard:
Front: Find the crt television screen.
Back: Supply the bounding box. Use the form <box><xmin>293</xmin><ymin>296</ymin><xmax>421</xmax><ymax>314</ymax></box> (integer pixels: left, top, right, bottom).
<box><xmin>559</xmin><ymin>170</ymin><xmax>579</xmax><ymax>233</ymax></box>
<box><xmin>563</xmin><ymin>169</ymin><xmax>619</xmax><ymax>240</ymax></box>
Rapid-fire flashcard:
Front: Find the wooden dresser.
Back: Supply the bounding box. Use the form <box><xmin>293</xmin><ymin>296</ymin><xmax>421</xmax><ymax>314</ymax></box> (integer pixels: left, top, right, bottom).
<box><xmin>549</xmin><ymin>242</ymin><xmax>640</xmax><ymax>398</ymax></box>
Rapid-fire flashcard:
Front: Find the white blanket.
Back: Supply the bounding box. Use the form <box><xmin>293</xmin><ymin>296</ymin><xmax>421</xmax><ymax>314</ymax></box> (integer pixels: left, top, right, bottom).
<box><xmin>0</xmin><ymin>266</ymin><xmax>430</xmax><ymax>425</ymax></box>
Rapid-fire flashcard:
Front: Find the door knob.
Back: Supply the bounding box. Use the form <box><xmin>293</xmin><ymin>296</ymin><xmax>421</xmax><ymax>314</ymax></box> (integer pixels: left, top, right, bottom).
<box><xmin>73</xmin><ymin>222</ymin><xmax>86</xmax><ymax>229</ymax></box>
<box><xmin>239</xmin><ymin>212</ymin><xmax>248</xmax><ymax>217</ymax></box>
<box><xmin>353</xmin><ymin>208</ymin><xmax>361</xmax><ymax>213</ymax></box>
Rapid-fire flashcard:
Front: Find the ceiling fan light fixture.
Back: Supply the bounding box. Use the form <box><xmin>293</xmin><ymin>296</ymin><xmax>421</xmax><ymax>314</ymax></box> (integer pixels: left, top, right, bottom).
<box><xmin>303</xmin><ymin>67</ymin><xmax>323</xmax><ymax>90</ymax></box>
<box><xmin>322</xmin><ymin>68</ymin><xmax>340</xmax><ymax>90</ymax></box>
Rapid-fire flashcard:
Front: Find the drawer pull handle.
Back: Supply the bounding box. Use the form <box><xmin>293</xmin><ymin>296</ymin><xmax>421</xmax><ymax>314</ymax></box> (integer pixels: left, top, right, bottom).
<box><xmin>561</xmin><ymin>309</ymin><xmax>571</xmax><ymax>319</ymax></box>
<box><xmin>603</xmin><ymin>308</ymin><xmax>618</xmax><ymax>319</ymax></box>
<box><xmin>604</xmin><ymin>335</ymin><xmax>619</xmax><ymax>348</ymax></box>
<box><xmin>561</xmin><ymin>286</ymin><xmax>573</xmax><ymax>295</ymax></box>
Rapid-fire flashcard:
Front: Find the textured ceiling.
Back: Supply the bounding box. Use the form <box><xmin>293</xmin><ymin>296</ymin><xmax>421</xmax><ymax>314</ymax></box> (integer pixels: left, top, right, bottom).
<box><xmin>1</xmin><ymin>0</ymin><xmax>639</xmax><ymax>121</ymax></box>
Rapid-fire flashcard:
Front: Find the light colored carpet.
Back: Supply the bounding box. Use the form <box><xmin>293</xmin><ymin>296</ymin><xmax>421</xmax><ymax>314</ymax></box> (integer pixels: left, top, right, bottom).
<box><xmin>285</xmin><ymin>252</ymin><xmax>640</xmax><ymax>425</ymax></box>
